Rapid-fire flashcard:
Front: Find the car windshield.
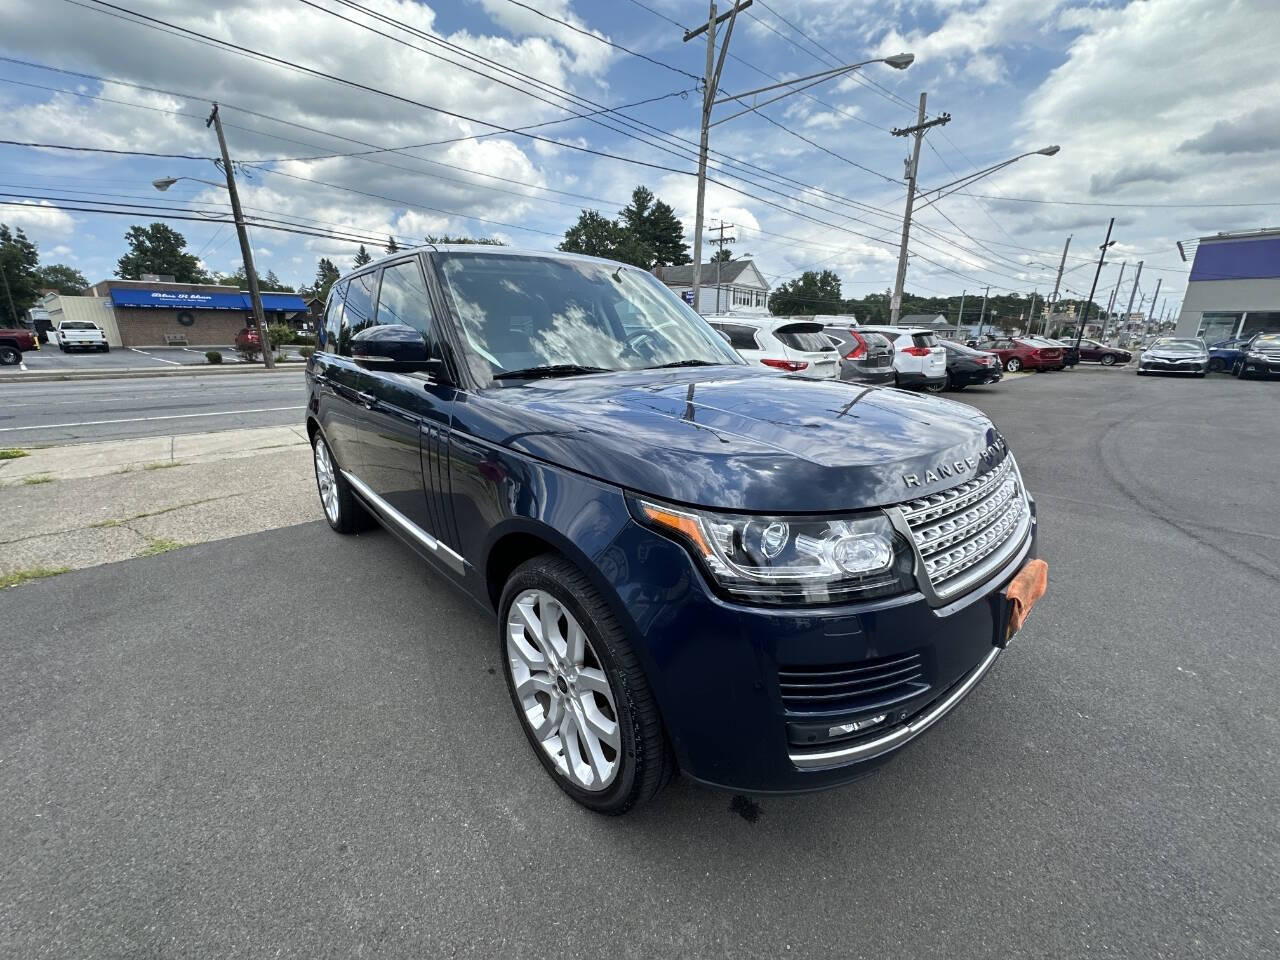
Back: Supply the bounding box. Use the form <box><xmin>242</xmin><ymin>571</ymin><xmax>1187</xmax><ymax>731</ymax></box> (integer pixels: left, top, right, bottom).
<box><xmin>1150</xmin><ymin>338</ymin><xmax>1204</xmax><ymax>353</ymax></box>
<box><xmin>436</xmin><ymin>253</ymin><xmax>741</xmax><ymax>384</ymax></box>
<box><xmin>1253</xmin><ymin>334</ymin><xmax>1280</xmax><ymax>347</ymax></box>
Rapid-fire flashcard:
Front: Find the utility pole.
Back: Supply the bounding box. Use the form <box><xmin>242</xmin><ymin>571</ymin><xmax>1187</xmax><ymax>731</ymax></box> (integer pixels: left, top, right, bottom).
<box><xmin>976</xmin><ymin>285</ymin><xmax>990</xmax><ymax>339</ymax></box>
<box><xmin>1043</xmin><ymin>235</ymin><xmax>1072</xmax><ymax>336</ymax></box>
<box><xmin>1145</xmin><ymin>280</ymin><xmax>1163</xmax><ymax>339</ymax></box>
<box><xmin>1121</xmin><ymin>260</ymin><xmax>1143</xmax><ymax>343</ymax></box>
<box><xmin>710</xmin><ymin>220</ymin><xmax>735</xmax><ymax>314</ymax></box>
<box><xmin>0</xmin><ymin>266</ymin><xmax>17</xmax><ymax>326</ymax></box>
<box><xmin>1026</xmin><ymin>290</ymin><xmax>1038</xmax><ymax>336</ymax></box>
<box><xmin>208</xmin><ymin>103</ymin><xmax>272</xmax><ymax>368</ymax></box>
<box><xmin>889</xmin><ymin>93</ymin><xmax>950</xmax><ymax>324</ymax></box>
<box><xmin>1101</xmin><ymin>261</ymin><xmax>1126</xmax><ymax>343</ymax></box>
<box><xmin>683</xmin><ymin>1</ymin><xmax>746</xmax><ymax>315</ymax></box>
<box><xmin>1074</xmin><ymin>218</ymin><xmax>1115</xmax><ymax>353</ymax></box>
<box><xmin>955</xmin><ymin>289</ymin><xmax>965</xmax><ymax>338</ymax></box>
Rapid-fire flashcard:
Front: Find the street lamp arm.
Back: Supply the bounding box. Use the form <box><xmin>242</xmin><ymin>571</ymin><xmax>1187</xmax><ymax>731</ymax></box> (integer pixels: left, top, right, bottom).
<box><xmin>153</xmin><ymin>175</ymin><xmax>229</xmax><ymax>192</ymax></box>
<box><xmin>914</xmin><ymin>146</ymin><xmax>1059</xmax><ymax>210</ymax></box>
<box><xmin>712</xmin><ymin>54</ymin><xmax>912</xmax><ymax>107</ymax></box>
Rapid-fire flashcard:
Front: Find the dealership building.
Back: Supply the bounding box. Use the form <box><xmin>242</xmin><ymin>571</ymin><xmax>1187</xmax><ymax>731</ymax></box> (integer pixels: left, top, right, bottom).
<box><xmin>44</xmin><ymin>279</ymin><xmax>309</xmax><ymax>348</ymax></box>
<box><xmin>1174</xmin><ymin>228</ymin><xmax>1280</xmax><ymax>343</ymax></box>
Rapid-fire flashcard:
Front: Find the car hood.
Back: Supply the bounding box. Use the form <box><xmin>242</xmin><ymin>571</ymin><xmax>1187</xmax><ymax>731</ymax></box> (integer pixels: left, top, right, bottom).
<box><xmin>459</xmin><ymin>367</ymin><xmax>1010</xmax><ymax>512</ymax></box>
<box><xmin>1144</xmin><ymin>348</ymin><xmax>1205</xmax><ymax>359</ymax></box>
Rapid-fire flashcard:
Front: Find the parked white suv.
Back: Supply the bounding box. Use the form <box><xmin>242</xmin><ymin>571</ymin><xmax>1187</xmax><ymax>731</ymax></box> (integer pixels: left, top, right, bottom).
<box><xmin>56</xmin><ymin>320</ymin><xmax>110</xmax><ymax>353</ymax></box>
<box><xmin>706</xmin><ymin>316</ymin><xmax>840</xmax><ymax>379</ymax></box>
<box><xmin>859</xmin><ymin>325</ymin><xmax>946</xmax><ymax>391</ymax></box>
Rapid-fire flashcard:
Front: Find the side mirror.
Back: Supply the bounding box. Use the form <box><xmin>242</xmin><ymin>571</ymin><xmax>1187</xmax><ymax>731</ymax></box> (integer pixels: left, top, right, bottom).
<box><xmin>351</xmin><ymin>324</ymin><xmax>442</xmax><ymax>375</ymax></box>
<box><xmin>716</xmin><ymin>329</ymin><xmax>732</xmax><ymax>345</ymax></box>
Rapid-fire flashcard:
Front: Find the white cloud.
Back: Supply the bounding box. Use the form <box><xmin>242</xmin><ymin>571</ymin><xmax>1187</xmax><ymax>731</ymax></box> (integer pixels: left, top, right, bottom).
<box><xmin>2</xmin><ymin>200</ymin><xmax>76</xmax><ymax>234</ymax></box>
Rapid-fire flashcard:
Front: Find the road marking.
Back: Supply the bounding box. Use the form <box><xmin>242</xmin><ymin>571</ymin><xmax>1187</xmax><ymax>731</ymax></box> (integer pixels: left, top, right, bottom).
<box><xmin>0</xmin><ymin>405</ymin><xmax>305</xmax><ymax>432</ymax></box>
<box><xmin>129</xmin><ymin>347</ymin><xmax>183</xmax><ymax>366</ymax></box>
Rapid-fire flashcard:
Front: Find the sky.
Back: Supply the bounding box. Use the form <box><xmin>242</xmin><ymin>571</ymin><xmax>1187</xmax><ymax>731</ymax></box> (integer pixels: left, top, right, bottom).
<box><xmin>2</xmin><ymin>0</ymin><xmax>1278</xmax><ymax>319</ymax></box>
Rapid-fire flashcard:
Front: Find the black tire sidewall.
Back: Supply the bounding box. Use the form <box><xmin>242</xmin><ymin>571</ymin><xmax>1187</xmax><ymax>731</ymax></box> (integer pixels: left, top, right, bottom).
<box><xmin>497</xmin><ymin>558</ymin><xmax>656</xmax><ymax>814</ymax></box>
<box><xmin>0</xmin><ymin>347</ymin><xmax>19</xmax><ymax>365</ymax></box>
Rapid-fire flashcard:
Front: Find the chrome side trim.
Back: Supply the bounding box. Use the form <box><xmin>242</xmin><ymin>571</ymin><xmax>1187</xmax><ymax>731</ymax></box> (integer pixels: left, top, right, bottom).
<box><xmin>788</xmin><ymin>645</ymin><xmax>1001</xmax><ymax>770</ymax></box>
<box><xmin>341</xmin><ymin>469</ymin><xmax>467</xmax><ymax>574</ymax></box>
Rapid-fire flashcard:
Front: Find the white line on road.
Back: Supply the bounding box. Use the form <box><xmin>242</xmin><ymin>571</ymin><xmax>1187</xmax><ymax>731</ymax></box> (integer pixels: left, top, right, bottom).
<box><xmin>0</xmin><ymin>405</ymin><xmax>305</xmax><ymax>432</ymax></box>
<box><xmin>129</xmin><ymin>347</ymin><xmax>183</xmax><ymax>366</ymax></box>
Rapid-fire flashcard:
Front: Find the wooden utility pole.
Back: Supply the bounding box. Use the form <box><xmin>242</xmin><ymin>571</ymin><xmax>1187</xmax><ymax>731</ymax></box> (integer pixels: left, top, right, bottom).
<box><xmin>889</xmin><ymin>93</ymin><xmax>950</xmax><ymax>323</ymax></box>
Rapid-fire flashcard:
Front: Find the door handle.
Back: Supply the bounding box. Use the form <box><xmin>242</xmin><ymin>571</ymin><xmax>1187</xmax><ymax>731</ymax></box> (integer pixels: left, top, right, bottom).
<box><xmin>358</xmin><ymin>391</ymin><xmax>378</xmax><ymax>409</ymax></box>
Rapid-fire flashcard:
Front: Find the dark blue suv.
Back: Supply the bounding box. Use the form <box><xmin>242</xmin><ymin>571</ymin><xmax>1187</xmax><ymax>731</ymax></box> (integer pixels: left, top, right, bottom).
<box><xmin>306</xmin><ymin>247</ymin><xmax>1043</xmax><ymax>813</ymax></box>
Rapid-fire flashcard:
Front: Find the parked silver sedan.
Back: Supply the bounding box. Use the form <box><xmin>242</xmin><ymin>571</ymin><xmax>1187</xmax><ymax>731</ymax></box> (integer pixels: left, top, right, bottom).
<box><xmin>1136</xmin><ymin>337</ymin><xmax>1208</xmax><ymax>377</ymax></box>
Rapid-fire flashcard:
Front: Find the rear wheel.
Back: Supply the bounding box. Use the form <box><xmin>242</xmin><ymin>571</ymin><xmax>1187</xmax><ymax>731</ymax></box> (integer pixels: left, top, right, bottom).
<box><xmin>100</xmin><ymin>343</ymin><xmax>110</xmax><ymax>353</ymax></box>
<box><xmin>1005</xmin><ymin>357</ymin><xmax>1022</xmax><ymax>372</ymax></box>
<box><xmin>500</xmin><ymin>556</ymin><xmax>673</xmax><ymax>815</ymax></box>
<box><xmin>311</xmin><ymin>431</ymin><xmax>373</xmax><ymax>534</ymax></box>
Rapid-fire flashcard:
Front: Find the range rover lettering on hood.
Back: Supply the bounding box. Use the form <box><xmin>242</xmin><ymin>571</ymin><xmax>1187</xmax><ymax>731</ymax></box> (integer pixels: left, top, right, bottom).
<box><xmin>902</xmin><ymin>435</ymin><xmax>1007</xmax><ymax>489</ymax></box>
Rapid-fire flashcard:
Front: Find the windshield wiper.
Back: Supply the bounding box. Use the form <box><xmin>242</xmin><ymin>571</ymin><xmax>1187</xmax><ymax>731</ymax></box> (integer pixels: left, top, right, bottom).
<box><xmin>492</xmin><ymin>364</ymin><xmax>612</xmax><ymax>380</ymax></box>
<box><xmin>648</xmin><ymin>359</ymin><xmax>721</xmax><ymax>369</ymax></box>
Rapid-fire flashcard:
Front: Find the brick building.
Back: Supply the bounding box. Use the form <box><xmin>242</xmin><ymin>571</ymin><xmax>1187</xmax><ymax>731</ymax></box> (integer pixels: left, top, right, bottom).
<box><xmin>78</xmin><ymin>279</ymin><xmax>307</xmax><ymax>347</ymax></box>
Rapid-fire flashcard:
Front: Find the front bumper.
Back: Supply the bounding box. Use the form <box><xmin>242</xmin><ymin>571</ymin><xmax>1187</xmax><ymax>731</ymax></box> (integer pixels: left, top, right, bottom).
<box><xmin>1139</xmin><ymin>359</ymin><xmax>1205</xmax><ymax>374</ymax></box>
<box><xmin>603</xmin><ymin>501</ymin><xmax>1038</xmax><ymax>793</ymax></box>
<box><xmin>1240</xmin><ymin>357</ymin><xmax>1280</xmax><ymax>376</ymax></box>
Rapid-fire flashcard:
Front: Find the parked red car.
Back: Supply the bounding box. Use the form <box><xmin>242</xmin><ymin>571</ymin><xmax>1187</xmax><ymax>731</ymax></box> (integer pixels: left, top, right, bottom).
<box><xmin>986</xmin><ymin>337</ymin><xmax>1064</xmax><ymax>372</ymax></box>
<box><xmin>234</xmin><ymin>327</ymin><xmax>262</xmax><ymax>352</ymax></box>
<box><xmin>0</xmin><ymin>326</ymin><xmax>39</xmax><ymax>365</ymax></box>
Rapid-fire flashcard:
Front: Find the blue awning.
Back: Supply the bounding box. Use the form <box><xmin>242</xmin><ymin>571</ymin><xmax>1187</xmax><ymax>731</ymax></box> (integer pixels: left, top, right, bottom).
<box><xmin>109</xmin><ymin>288</ymin><xmax>307</xmax><ymax>312</ymax></box>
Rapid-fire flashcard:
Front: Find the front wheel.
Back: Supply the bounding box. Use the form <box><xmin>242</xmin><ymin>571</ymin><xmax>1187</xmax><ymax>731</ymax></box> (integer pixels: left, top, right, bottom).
<box><xmin>1101</xmin><ymin>354</ymin><xmax>1116</xmax><ymax>366</ymax></box>
<box><xmin>0</xmin><ymin>345</ymin><xmax>20</xmax><ymax>365</ymax></box>
<box><xmin>1005</xmin><ymin>357</ymin><xmax>1022</xmax><ymax>372</ymax></box>
<box><xmin>311</xmin><ymin>431</ymin><xmax>373</xmax><ymax>533</ymax></box>
<box><xmin>500</xmin><ymin>556</ymin><xmax>673</xmax><ymax>815</ymax></box>
<box><xmin>1207</xmin><ymin>357</ymin><xmax>1224</xmax><ymax>372</ymax></box>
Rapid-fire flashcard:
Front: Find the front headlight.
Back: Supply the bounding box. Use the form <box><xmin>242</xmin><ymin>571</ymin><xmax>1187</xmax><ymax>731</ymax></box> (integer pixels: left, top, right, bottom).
<box><xmin>630</xmin><ymin>498</ymin><xmax>915</xmax><ymax>605</ymax></box>
<box><xmin>1247</xmin><ymin>351</ymin><xmax>1266</xmax><ymax>360</ymax></box>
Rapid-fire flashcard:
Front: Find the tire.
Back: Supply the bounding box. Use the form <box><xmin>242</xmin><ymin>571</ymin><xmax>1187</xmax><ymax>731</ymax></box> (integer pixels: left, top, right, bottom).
<box><xmin>1196</xmin><ymin>372</ymin><xmax>1206</xmax><ymax>378</ymax></box>
<box><xmin>1005</xmin><ymin>357</ymin><xmax>1022</xmax><ymax>373</ymax></box>
<box><xmin>59</xmin><ymin>343</ymin><xmax>68</xmax><ymax>353</ymax></box>
<box><xmin>1207</xmin><ymin>358</ymin><xmax>1224</xmax><ymax>373</ymax></box>
<box><xmin>101</xmin><ymin>344</ymin><xmax>110</xmax><ymax>353</ymax></box>
<box><xmin>1101</xmin><ymin>354</ymin><xmax>1116</xmax><ymax>366</ymax></box>
<box><xmin>1235</xmin><ymin>363</ymin><xmax>1249</xmax><ymax>379</ymax></box>
<box><xmin>311</xmin><ymin>431</ymin><xmax>374</xmax><ymax>534</ymax></box>
<box><xmin>0</xmin><ymin>345</ymin><xmax>20</xmax><ymax>365</ymax></box>
<box><xmin>499</xmin><ymin>555</ymin><xmax>674</xmax><ymax>815</ymax></box>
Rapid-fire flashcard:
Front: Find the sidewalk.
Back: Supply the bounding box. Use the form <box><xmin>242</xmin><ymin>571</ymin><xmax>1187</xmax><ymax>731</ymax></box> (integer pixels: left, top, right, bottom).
<box><xmin>1</xmin><ymin>426</ymin><xmax>319</xmax><ymax>582</ymax></box>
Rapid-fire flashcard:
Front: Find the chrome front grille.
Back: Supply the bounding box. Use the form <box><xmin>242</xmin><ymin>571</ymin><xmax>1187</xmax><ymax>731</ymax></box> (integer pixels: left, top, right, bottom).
<box><xmin>900</xmin><ymin>455</ymin><xmax>1030</xmax><ymax>599</ymax></box>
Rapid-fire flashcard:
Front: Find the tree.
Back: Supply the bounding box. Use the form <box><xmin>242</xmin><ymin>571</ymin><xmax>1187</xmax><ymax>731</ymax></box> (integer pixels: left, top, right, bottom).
<box><xmin>710</xmin><ymin>248</ymin><xmax>733</xmax><ymax>263</ymax></box>
<box><xmin>115</xmin><ymin>223</ymin><xmax>210</xmax><ymax>283</ymax></box>
<box><xmin>33</xmin><ymin>263</ymin><xmax>88</xmax><ymax>294</ymax></box>
<box><xmin>0</xmin><ymin>224</ymin><xmax>41</xmax><ymax>324</ymax></box>
<box><xmin>385</xmin><ymin>236</ymin><xmax>399</xmax><ymax>253</ymax></box>
<box><xmin>314</xmin><ymin>257</ymin><xmax>340</xmax><ymax>301</ymax></box>
<box><xmin>218</xmin><ymin>267</ymin><xmax>293</xmax><ymax>292</ymax></box>
<box><xmin>353</xmin><ymin>245</ymin><xmax>372</xmax><ymax>267</ymax></box>
<box><xmin>558</xmin><ymin>210</ymin><xmax>631</xmax><ymax>261</ymax></box>
<box><xmin>618</xmin><ymin>185</ymin><xmax>689</xmax><ymax>267</ymax></box>
<box><xmin>768</xmin><ymin>269</ymin><xmax>843</xmax><ymax>316</ymax></box>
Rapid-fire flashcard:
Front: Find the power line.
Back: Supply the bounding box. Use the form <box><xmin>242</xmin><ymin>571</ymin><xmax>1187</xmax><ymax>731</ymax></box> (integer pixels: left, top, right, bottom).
<box><xmin>497</xmin><ymin>0</ymin><xmax>701</xmax><ymax>81</ymax></box>
<box><xmin>0</xmin><ymin>138</ymin><xmax>213</xmax><ymax>161</ymax></box>
<box><xmin>959</xmin><ymin>191</ymin><xmax>1280</xmax><ymax>209</ymax></box>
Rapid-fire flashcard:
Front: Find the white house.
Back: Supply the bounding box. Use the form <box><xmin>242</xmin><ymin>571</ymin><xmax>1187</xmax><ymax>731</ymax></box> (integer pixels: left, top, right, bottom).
<box><xmin>657</xmin><ymin>259</ymin><xmax>771</xmax><ymax>316</ymax></box>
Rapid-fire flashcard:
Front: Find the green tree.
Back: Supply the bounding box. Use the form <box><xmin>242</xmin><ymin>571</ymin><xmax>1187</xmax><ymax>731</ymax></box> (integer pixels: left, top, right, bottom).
<box><xmin>219</xmin><ymin>267</ymin><xmax>294</xmax><ymax>292</ymax></box>
<box><xmin>0</xmin><ymin>224</ymin><xmax>41</xmax><ymax>324</ymax></box>
<box><xmin>353</xmin><ymin>245</ymin><xmax>372</xmax><ymax>267</ymax></box>
<box><xmin>33</xmin><ymin>263</ymin><xmax>88</xmax><ymax>294</ymax></box>
<box><xmin>115</xmin><ymin>223</ymin><xmax>210</xmax><ymax>283</ymax></box>
<box><xmin>710</xmin><ymin>248</ymin><xmax>733</xmax><ymax>263</ymax></box>
<box><xmin>768</xmin><ymin>269</ymin><xmax>843</xmax><ymax>316</ymax></box>
<box><xmin>618</xmin><ymin>185</ymin><xmax>689</xmax><ymax>267</ymax></box>
<box><xmin>385</xmin><ymin>236</ymin><xmax>399</xmax><ymax>253</ymax></box>
<box><xmin>558</xmin><ymin>210</ymin><xmax>631</xmax><ymax>261</ymax></box>
<box><xmin>313</xmin><ymin>257</ymin><xmax>340</xmax><ymax>301</ymax></box>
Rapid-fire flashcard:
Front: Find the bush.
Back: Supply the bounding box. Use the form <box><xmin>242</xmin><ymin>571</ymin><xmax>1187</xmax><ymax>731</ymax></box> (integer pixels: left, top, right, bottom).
<box><xmin>205</xmin><ymin>350</ymin><xmax>223</xmax><ymax>364</ymax></box>
<box><xmin>266</xmin><ymin>322</ymin><xmax>293</xmax><ymax>350</ymax></box>
<box><xmin>298</xmin><ymin>346</ymin><xmax>314</xmax><ymax>359</ymax></box>
<box><xmin>274</xmin><ymin>352</ymin><xmax>288</xmax><ymax>364</ymax></box>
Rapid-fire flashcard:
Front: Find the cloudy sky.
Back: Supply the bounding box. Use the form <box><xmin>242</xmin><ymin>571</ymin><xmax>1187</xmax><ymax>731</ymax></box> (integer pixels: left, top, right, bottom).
<box><xmin>2</xmin><ymin>0</ymin><xmax>1277</xmax><ymax>316</ymax></box>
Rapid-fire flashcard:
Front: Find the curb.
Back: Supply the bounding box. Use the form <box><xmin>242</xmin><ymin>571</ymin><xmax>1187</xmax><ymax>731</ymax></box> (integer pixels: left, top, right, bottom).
<box><xmin>3</xmin><ymin>365</ymin><xmax>306</xmax><ymax>384</ymax></box>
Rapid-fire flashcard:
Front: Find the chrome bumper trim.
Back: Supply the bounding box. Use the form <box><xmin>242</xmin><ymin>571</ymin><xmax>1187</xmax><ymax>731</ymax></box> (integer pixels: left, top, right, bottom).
<box><xmin>342</xmin><ymin>469</ymin><xmax>467</xmax><ymax>574</ymax></box>
<box><xmin>788</xmin><ymin>645</ymin><xmax>1001</xmax><ymax>770</ymax></box>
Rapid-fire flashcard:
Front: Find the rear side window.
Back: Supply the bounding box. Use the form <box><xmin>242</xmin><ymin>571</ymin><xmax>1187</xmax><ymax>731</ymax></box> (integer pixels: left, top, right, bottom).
<box><xmin>322</xmin><ymin>281</ymin><xmax>347</xmax><ymax>352</ymax></box>
<box><xmin>712</xmin><ymin>322</ymin><xmax>760</xmax><ymax>351</ymax></box>
<box><xmin>775</xmin><ymin>324</ymin><xmax>833</xmax><ymax>352</ymax></box>
<box><xmin>823</xmin><ymin>329</ymin><xmax>856</xmax><ymax>352</ymax></box>
<box><xmin>912</xmin><ymin>333</ymin><xmax>939</xmax><ymax>349</ymax></box>
<box><xmin>375</xmin><ymin>258</ymin><xmax>435</xmax><ymax>344</ymax></box>
<box><xmin>862</xmin><ymin>332</ymin><xmax>891</xmax><ymax>351</ymax></box>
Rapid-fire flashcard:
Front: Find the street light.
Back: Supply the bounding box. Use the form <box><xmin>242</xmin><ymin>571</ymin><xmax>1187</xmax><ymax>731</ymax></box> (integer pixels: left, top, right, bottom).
<box><xmin>914</xmin><ymin>146</ymin><xmax>1060</xmax><ymax>210</ymax></box>
<box><xmin>152</xmin><ymin>176</ymin><xmax>227</xmax><ymax>192</ymax></box>
<box><xmin>683</xmin><ymin>6</ymin><xmax>914</xmax><ymax>312</ymax></box>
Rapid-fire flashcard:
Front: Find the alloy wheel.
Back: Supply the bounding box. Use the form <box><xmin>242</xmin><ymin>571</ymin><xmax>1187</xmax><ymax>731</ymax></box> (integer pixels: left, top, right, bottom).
<box><xmin>313</xmin><ymin>437</ymin><xmax>340</xmax><ymax>524</ymax></box>
<box><xmin>506</xmin><ymin>589</ymin><xmax>621</xmax><ymax>792</ymax></box>
<box><xmin>1101</xmin><ymin>354</ymin><xmax>1116</xmax><ymax>366</ymax></box>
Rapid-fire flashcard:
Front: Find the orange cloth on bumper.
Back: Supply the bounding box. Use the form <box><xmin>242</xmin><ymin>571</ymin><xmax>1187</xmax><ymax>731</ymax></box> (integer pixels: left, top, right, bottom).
<box><xmin>1005</xmin><ymin>558</ymin><xmax>1048</xmax><ymax>637</ymax></box>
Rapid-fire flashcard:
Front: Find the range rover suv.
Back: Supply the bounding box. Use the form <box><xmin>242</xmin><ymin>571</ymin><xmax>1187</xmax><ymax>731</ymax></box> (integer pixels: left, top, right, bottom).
<box><xmin>306</xmin><ymin>247</ymin><xmax>1044</xmax><ymax>814</ymax></box>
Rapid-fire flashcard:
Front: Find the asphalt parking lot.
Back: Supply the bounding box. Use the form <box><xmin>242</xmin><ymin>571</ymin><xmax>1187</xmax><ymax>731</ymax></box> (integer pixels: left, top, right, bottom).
<box><xmin>2</xmin><ymin>367</ymin><xmax>1277</xmax><ymax>959</ymax></box>
<box><xmin>1</xmin><ymin>344</ymin><xmax>308</xmax><ymax>375</ymax></box>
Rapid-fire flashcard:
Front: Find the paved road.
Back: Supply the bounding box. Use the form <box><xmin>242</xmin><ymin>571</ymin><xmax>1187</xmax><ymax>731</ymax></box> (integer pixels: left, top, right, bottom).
<box><xmin>0</xmin><ymin>344</ymin><xmax>309</xmax><ymax>376</ymax></box>
<box><xmin>0</xmin><ymin>371</ymin><xmax>307</xmax><ymax>445</ymax></box>
<box><xmin>2</xmin><ymin>368</ymin><xmax>1277</xmax><ymax>958</ymax></box>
